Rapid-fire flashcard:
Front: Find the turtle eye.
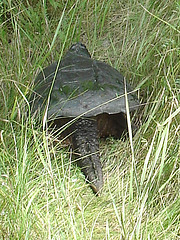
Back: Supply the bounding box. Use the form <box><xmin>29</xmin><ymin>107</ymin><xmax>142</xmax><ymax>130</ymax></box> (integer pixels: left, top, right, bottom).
<box><xmin>79</xmin><ymin>43</ymin><xmax>86</xmax><ymax>49</ymax></box>
<box><xmin>71</xmin><ymin>44</ymin><xmax>77</xmax><ymax>50</ymax></box>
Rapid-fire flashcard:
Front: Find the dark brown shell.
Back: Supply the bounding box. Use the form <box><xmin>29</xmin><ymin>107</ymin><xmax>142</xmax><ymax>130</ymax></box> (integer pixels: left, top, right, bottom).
<box><xmin>31</xmin><ymin>43</ymin><xmax>139</xmax><ymax>120</ymax></box>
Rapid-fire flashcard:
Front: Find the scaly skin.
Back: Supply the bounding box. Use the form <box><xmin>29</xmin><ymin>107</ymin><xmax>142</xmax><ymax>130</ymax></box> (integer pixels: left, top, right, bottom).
<box><xmin>71</xmin><ymin>118</ymin><xmax>103</xmax><ymax>194</ymax></box>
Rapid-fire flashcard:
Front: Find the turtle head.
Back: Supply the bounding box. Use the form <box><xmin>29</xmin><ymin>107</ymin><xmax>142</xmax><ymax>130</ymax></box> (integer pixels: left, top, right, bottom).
<box><xmin>69</xmin><ymin>42</ymin><xmax>91</xmax><ymax>58</ymax></box>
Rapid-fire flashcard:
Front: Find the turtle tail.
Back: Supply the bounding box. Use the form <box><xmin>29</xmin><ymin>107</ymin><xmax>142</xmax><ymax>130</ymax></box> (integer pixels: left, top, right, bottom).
<box><xmin>71</xmin><ymin>118</ymin><xmax>103</xmax><ymax>194</ymax></box>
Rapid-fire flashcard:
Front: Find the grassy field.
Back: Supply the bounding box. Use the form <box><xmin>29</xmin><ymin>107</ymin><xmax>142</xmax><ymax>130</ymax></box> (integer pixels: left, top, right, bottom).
<box><xmin>0</xmin><ymin>0</ymin><xmax>179</xmax><ymax>239</ymax></box>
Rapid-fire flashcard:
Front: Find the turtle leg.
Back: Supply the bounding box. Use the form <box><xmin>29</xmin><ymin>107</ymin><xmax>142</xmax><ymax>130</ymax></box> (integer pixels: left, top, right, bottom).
<box><xmin>96</xmin><ymin>112</ymin><xmax>138</xmax><ymax>139</ymax></box>
<box><xmin>71</xmin><ymin>118</ymin><xmax>103</xmax><ymax>194</ymax></box>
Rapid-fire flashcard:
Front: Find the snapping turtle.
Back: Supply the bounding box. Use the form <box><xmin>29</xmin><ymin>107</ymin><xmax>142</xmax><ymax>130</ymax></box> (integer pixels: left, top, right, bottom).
<box><xmin>31</xmin><ymin>42</ymin><xmax>139</xmax><ymax>194</ymax></box>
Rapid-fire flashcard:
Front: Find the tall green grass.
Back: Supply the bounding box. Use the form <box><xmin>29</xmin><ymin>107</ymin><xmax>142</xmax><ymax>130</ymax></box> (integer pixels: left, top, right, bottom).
<box><xmin>0</xmin><ymin>0</ymin><xmax>179</xmax><ymax>239</ymax></box>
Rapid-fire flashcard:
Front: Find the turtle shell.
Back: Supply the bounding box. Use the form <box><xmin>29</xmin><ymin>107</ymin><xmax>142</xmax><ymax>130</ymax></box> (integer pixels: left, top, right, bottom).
<box><xmin>31</xmin><ymin>43</ymin><xmax>139</xmax><ymax>119</ymax></box>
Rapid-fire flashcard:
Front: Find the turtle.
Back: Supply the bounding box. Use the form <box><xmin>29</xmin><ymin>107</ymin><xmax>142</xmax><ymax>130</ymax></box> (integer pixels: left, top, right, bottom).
<box><xmin>31</xmin><ymin>42</ymin><xmax>140</xmax><ymax>194</ymax></box>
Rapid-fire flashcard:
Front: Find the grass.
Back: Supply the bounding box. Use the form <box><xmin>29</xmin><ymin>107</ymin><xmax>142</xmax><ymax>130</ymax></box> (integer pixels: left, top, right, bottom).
<box><xmin>0</xmin><ymin>0</ymin><xmax>180</xmax><ymax>239</ymax></box>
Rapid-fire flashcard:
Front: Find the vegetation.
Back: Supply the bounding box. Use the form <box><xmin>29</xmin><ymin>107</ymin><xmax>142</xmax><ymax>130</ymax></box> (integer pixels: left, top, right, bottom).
<box><xmin>0</xmin><ymin>0</ymin><xmax>179</xmax><ymax>239</ymax></box>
